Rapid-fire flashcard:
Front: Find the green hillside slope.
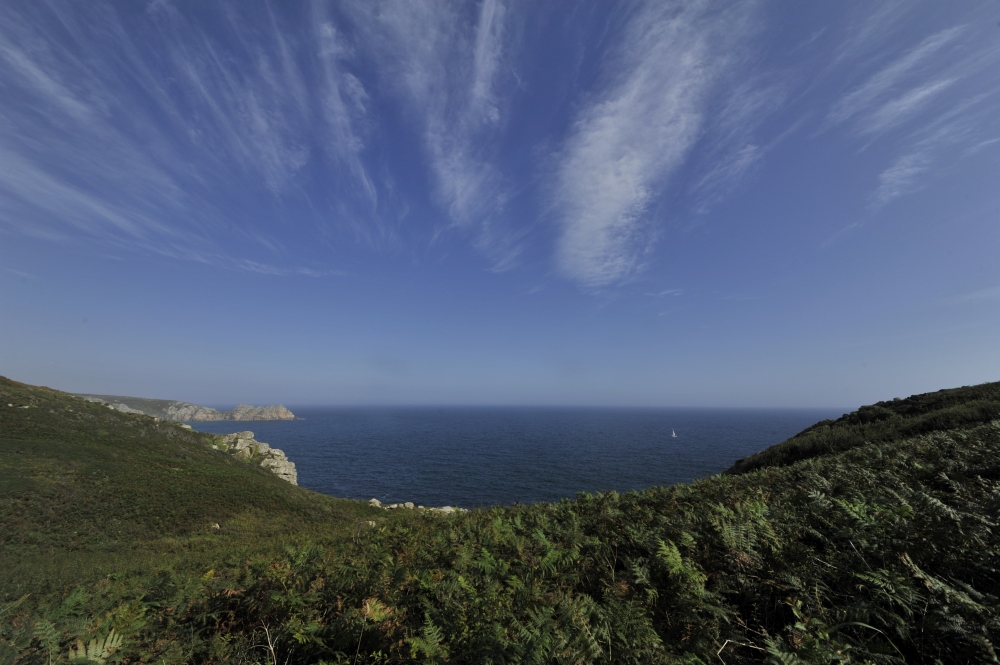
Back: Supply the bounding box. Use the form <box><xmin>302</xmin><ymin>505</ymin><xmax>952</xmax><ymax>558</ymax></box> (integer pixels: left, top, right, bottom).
<box><xmin>3</xmin><ymin>376</ymin><xmax>1000</xmax><ymax>664</ymax></box>
<box><xmin>72</xmin><ymin>393</ymin><xmax>202</xmax><ymax>420</ymax></box>
<box><xmin>726</xmin><ymin>381</ymin><xmax>1000</xmax><ymax>474</ymax></box>
<box><xmin>0</xmin><ymin>376</ymin><xmax>378</xmax><ymax>598</ymax></box>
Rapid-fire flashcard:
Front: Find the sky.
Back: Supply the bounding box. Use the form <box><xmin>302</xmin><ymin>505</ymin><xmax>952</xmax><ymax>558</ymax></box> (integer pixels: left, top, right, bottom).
<box><xmin>0</xmin><ymin>0</ymin><xmax>998</xmax><ymax>408</ymax></box>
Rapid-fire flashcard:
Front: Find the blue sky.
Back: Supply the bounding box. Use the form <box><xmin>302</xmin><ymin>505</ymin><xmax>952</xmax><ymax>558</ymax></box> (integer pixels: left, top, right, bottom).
<box><xmin>1</xmin><ymin>1</ymin><xmax>998</xmax><ymax>408</ymax></box>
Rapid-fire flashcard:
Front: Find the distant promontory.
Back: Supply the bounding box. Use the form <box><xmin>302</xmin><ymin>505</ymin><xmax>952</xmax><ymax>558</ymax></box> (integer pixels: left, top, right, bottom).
<box><xmin>75</xmin><ymin>394</ymin><xmax>296</xmax><ymax>422</ymax></box>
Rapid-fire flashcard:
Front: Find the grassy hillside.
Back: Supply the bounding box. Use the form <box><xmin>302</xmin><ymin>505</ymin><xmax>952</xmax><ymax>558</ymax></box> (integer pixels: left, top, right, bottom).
<box><xmin>3</xmin><ymin>377</ymin><xmax>1000</xmax><ymax>664</ymax></box>
<box><xmin>726</xmin><ymin>381</ymin><xmax>1000</xmax><ymax>474</ymax></box>
<box><xmin>0</xmin><ymin>376</ymin><xmax>380</xmax><ymax>598</ymax></box>
<box><xmin>73</xmin><ymin>393</ymin><xmax>200</xmax><ymax>420</ymax></box>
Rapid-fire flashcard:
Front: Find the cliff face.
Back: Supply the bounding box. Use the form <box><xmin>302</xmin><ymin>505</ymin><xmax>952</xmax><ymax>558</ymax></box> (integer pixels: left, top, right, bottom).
<box><xmin>161</xmin><ymin>402</ymin><xmax>226</xmax><ymax>421</ymax></box>
<box><xmin>76</xmin><ymin>394</ymin><xmax>296</xmax><ymax>422</ymax></box>
<box><xmin>228</xmin><ymin>404</ymin><xmax>296</xmax><ymax>421</ymax></box>
<box><xmin>212</xmin><ymin>431</ymin><xmax>297</xmax><ymax>484</ymax></box>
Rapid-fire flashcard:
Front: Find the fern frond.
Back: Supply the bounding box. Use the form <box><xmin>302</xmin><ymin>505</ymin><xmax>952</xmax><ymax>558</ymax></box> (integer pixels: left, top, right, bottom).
<box><xmin>66</xmin><ymin>629</ymin><xmax>123</xmax><ymax>664</ymax></box>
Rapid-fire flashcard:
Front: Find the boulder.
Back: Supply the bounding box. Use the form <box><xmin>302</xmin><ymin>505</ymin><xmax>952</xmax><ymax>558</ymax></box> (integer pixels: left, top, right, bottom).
<box><xmin>369</xmin><ymin>498</ymin><xmax>382</xmax><ymax>508</ymax></box>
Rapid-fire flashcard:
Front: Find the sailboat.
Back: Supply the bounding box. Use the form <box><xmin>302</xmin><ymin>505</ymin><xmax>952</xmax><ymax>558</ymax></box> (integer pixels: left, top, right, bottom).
<box><xmin>671</xmin><ymin>429</ymin><xmax>677</xmax><ymax>438</ymax></box>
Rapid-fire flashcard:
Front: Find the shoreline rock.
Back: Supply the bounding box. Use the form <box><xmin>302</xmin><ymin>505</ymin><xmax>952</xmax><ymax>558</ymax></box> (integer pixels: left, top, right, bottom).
<box><xmin>212</xmin><ymin>431</ymin><xmax>297</xmax><ymax>484</ymax></box>
<box><xmin>369</xmin><ymin>497</ymin><xmax>466</xmax><ymax>514</ymax></box>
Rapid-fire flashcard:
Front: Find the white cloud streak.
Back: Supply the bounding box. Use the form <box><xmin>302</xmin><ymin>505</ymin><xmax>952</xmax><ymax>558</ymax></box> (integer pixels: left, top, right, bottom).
<box><xmin>687</xmin><ymin>73</ymin><xmax>788</xmax><ymax>214</ymax></box>
<box><xmin>4</xmin><ymin>1</ymin><xmax>997</xmax><ymax>288</ymax></box>
<box><xmin>828</xmin><ymin>26</ymin><xmax>963</xmax><ymax>128</ymax></box>
<box><xmin>859</xmin><ymin>78</ymin><xmax>956</xmax><ymax>138</ymax></box>
<box><xmin>310</xmin><ymin>7</ymin><xmax>375</xmax><ymax>204</ymax></box>
<box><xmin>966</xmin><ymin>137</ymin><xmax>1000</xmax><ymax>154</ymax></box>
<box><xmin>551</xmin><ymin>1</ymin><xmax>755</xmax><ymax>287</ymax></box>
<box><xmin>871</xmin><ymin>152</ymin><xmax>930</xmax><ymax>207</ymax></box>
<box><xmin>831</xmin><ymin>0</ymin><xmax>909</xmax><ymax>67</ymax></box>
<box><xmin>691</xmin><ymin>143</ymin><xmax>764</xmax><ymax>214</ymax></box>
<box><xmin>823</xmin><ymin>8</ymin><xmax>1000</xmax><ymax>209</ymax></box>
<box><xmin>345</xmin><ymin>0</ymin><xmax>520</xmax><ymax>267</ymax></box>
<box><xmin>646</xmin><ymin>288</ymin><xmax>682</xmax><ymax>298</ymax></box>
<box><xmin>0</xmin><ymin>1</ymin><xmax>372</xmax><ymax>273</ymax></box>
<box><xmin>869</xmin><ymin>90</ymin><xmax>999</xmax><ymax>209</ymax></box>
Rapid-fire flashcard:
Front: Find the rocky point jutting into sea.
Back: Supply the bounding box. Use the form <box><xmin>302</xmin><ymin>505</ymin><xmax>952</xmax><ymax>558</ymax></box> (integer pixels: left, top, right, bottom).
<box><xmin>211</xmin><ymin>430</ymin><xmax>298</xmax><ymax>484</ymax></box>
<box><xmin>75</xmin><ymin>394</ymin><xmax>296</xmax><ymax>422</ymax></box>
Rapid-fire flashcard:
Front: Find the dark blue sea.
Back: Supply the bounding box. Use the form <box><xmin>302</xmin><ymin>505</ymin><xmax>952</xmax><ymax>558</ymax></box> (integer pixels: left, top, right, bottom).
<box><xmin>191</xmin><ymin>407</ymin><xmax>843</xmax><ymax>508</ymax></box>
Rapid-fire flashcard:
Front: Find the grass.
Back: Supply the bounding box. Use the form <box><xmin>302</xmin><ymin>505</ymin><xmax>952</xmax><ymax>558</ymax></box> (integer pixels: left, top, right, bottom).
<box><xmin>0</xmin><ymin>376</ymin><xmax>381</xmax><ymax>603</ymax></box>
<box><xmin>725</xmin><ymin>381</ymin><xmax>1000</xmax><ymax>474</ymax></box>
<box><xmin>3</xmin><ymin>375</ymin><xmax>1000</xmax><ymax>663</ymax></box>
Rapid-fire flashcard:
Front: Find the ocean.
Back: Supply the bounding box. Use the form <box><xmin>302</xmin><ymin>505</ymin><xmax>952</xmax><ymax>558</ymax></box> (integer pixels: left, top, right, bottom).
<box><xmin>190</xmin><ymin>407</ymin><xmax>844</xmax><ymax>508</ymax></box>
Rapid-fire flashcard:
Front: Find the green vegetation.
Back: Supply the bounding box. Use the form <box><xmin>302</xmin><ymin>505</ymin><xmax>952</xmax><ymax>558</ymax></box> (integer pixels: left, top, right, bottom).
<box><xmin>726</xmin><ymin>381</ymin><xmax>1000</xmax><ymax>474</ymax></box>
<box><xmin>0</xmin><ymin>377</ymin><xmax>379</xmax><ymax>602</ymax></box>
<box><xmin>3</xmin><ymin>376</ymin><xmax>1000</xmax><ymax>663</ymax></box>
<box><xmin>72</xmin><ymin>393</ymin><xmax>196</xmax><ymax>421</ymax></box>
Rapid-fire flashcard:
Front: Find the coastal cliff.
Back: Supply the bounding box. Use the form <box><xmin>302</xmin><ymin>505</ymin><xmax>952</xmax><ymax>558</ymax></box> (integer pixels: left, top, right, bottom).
<box><xmin>211</xmin><ymin>430</ymin><xmax>298</xmax><ymax>484</ymax></box>
<box><xmin>76</xmin><ymin>394</ymin><xmax>296</xmax><ymax>422</ymax></box>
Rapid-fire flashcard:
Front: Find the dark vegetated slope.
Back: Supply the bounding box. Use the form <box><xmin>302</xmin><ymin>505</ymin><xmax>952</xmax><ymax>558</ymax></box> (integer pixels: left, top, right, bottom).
<box><xmin>0</xmin><ymin>376</ymin><xmax>379</xmax><ymax>598</ymax></box>
<box><xmin>4</xmin><ymin>377</ymin><xmax>1000</xmax><ymax>664</ymax></box>
<box><xmin>726</xmin><ymin>380</ymin><xmax>1000</xmax><ymax>474</ymax></box>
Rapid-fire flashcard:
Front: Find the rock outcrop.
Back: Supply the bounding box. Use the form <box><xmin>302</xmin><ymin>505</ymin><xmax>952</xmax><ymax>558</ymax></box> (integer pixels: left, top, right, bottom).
<box><xmin>76</xmin><ymin>394</ymin><xmax>296</xmax><ymax>422</ymax></box>
<box><xmin>212</xmin><ymin>431</ymin><xmax>297</xmax><ymax>484</ymax></box>
<box><xmin>161</xmin><ymin>402</ymin><xmax>227</xmax><ymax>421</ymax></box>
<box><xmin>369</xmin><ymin>498</ymin><xmax>467</xmax><ymax>515</ymax></box>
<box><xmin>228</xmin><ymin>404</ymin><xmax>296</xmax><ymax>421</ymax></box>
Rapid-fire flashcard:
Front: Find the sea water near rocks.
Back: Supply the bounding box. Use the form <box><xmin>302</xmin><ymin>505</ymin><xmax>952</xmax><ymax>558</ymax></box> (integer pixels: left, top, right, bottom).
<box><xmin>191</xmin><ymin>407</ymin><xmax>844</xmax><ymax>508</ymax></box>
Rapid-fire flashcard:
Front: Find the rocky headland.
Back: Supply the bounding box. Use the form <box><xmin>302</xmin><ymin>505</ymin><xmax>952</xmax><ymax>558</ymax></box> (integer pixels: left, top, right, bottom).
<box><xmin>76</xmin><ymin>394</ymin><xmax>296</xmax><ymax>422</ymax></box>
<box><xmin>211</xmin><ymin>431</ymin><xmax>297</xmax><ymax>484</ymax></box>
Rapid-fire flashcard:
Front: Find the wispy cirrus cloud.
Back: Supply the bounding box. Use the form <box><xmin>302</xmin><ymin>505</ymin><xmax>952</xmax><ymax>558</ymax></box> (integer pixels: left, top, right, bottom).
<box><xmin>827</xmin><ymin>26</ymin><xmax>964</xmax><ymax>131</ymax></box>
<box><xmin>345</xmin><ymin>0</ymin><xmax>520</xmax><ymax>268</ymax></box>
<box><xmin>690</xmin><ymin>142</ymin><xmax>764</xmax><ymax>214</ymax></box>
<box><xmin>646</xmin><ymin>288</ymin><xmax>682</xmax><ymax>298</ymax></box>
<box><xmin>869</xmin><ymin>90</ymin><xmax>999</xmax><ymax>209</ymax></box>
<box><xmin>858</xmin><ymin>78</ymin><xmax>957</xmax><ymax>138</ymax></box>
<box><xmin>550</xmin><ymin>1</ymin><xmax>758</xmax><ymax>288</ymax></box>
<box><xmin>687</xmin><ymin>73</ymin><xmax>789</xmax><ymax>214</ymax></box>
<box><xmin>5</xmin><ymin>0</ymin><xmax>998</xmax><ymax>293</ymax></box>
<box><xmin>309</xmin><ymin>6</ymin><xmax>375</xmax><ymax>204</ymax></box>
<box><xmin>0</xmin><ymin>1</ymin><xmax>373</xmax><ymax>274</ymax></box>
<box><xmin>830</xmin><ymin>0</ymin><xmax>909</xmax><ymax>68</ymax></box>
<box><xmin>870</xmin><ymin>152</ymin><xmax>930</xmax><ymax>208</ymax></box>
<box><xmin>821</xmin><ymin>6</ymin><xmax>1000</xmax><ymax>210</ymax></box>
<box><xmin>966</xmin><ymin>137</ymin><xmax>1000</xmax><ymax>155</ymax></box>
<box><xmin>2</xmin><ymin>267</ymin><xmax>38</xmax><ymax>280</ymax></box>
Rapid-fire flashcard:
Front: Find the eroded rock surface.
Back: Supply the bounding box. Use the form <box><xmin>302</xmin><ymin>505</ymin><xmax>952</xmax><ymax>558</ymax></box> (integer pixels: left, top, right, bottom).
<box><xmin>372</xmin><ymin>498</ymin><xmax>467</xmax><ymax>515</ymax></box>
<box><xmin>213</xmin><ymin>431</ymin><xmax>297</xmax><ymax>484</ymax></box>
<box><xmin>229</xmin><ymin>404</ymin><xmax>296</xmax><ymax>421</ymax></box>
